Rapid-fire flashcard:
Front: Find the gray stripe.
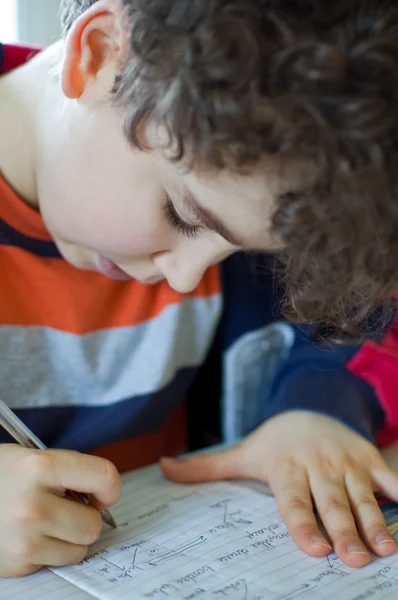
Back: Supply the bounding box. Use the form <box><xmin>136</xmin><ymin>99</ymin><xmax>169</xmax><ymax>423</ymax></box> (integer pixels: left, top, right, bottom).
<box><xmin>0</xmin><ymin>295</ymin><xmax>222</xmax><ymax>409</ymax></box>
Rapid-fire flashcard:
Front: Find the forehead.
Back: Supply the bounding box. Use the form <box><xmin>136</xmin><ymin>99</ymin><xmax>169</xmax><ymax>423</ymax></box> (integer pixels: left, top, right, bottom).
<box><xmin>179</xmin><ymin>159</ymin><xmax>285</xmax><ymax>250</ymax></box>
<box><xmin>146</xmin><ymin>124</ymin><xmax>298</xmax><ymax>251</ymax></box>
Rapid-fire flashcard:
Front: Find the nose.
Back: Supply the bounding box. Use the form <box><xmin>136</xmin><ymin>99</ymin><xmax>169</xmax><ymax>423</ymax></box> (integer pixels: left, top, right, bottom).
<box><xmin>152</xmin><ymin>251</ymin><xmax>208</xmax><ymax>293</ymax></box>
<box><xmin>153</xmin><ymin>245</ymin><xmax>233</xmax><ymax>293</ymax></box>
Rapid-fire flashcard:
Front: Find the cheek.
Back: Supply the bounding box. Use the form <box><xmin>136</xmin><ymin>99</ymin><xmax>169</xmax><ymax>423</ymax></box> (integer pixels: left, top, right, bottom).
<box><xmin>41</xmin><ymin>185</ymin><xmax>170</xmax><ymax>257</ymax></box>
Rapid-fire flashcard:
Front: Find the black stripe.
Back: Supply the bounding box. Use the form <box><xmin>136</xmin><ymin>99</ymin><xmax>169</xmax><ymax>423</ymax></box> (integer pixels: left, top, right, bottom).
<box><xmin>0</xmin><ymin>366</ymin><xmax>198</xmax><ymax>451</ymax></box>
<box><xmin>0</xmin><ymin>218</ymin><xmax>61</xmax><ymax>258</ymax></box>
<box><xmin>0</xmin><ymin>43</ymin><xmax>4</xmax><ymax>72</ymax></box>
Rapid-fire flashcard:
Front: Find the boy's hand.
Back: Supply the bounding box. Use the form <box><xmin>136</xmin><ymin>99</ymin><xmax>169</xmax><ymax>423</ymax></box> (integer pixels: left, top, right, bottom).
<box><xmin>0</xmin><ymin>445</ymin><xmax>121</xmax><ymax>578</ymax></box>
<box><xmin>161</xmin><ymin>411</ymin><xmax>398</xmax><ymax>568</ymax></box>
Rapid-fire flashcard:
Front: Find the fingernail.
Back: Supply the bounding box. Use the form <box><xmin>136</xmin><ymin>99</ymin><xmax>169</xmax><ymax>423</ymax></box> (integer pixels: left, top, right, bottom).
<box><xmin>375</xmin><ymin>532</ymin><xmax>396</xmax><ymax>546</ymax></box>
<box><xmin>311</xmin><ymin>534</ymin><xmax>332</xmax><ymax>549</ymax></box>
<box><xmin>347</xmin><ymin>541</ymin><xmax>368</xmax><ymax>555</ymax></box>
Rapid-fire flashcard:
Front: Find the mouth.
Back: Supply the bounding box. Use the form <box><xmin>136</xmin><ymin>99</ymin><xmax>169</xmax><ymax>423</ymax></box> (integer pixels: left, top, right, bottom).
<box><xmin>97</xmin><ymin>256</ymin><xmax>164</xmax><ymax>284</ymax></box>
<box><xmin>97</xmin><ymin>256</ymin><xmax>132</xmax><ymax>281</ymax></box>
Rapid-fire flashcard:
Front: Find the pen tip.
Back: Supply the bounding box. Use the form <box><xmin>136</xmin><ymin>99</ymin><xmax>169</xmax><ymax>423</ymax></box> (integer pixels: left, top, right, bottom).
<box><xmin>102</xmin><ymin>510</ymin><xmax>117</xmax><ymax>529</ymax></box>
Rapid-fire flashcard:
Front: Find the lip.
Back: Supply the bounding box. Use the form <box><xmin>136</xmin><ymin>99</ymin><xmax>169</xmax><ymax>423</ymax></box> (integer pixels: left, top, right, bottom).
<box><xmin>97</xmin><ymin>256</ymin><xmax>132</xmax><ymax>281</ymax></box>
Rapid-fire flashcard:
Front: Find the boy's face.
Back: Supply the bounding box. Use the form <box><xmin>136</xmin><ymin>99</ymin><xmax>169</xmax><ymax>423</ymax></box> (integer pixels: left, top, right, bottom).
<box><xmin>34</xmin><ymin>2</ymin><xmax>281</xmax><ymax>293</ymax></box>
<box><xmin>38</xmin><ymin>113</ymin><xmax>278</xmax><ymax>293</ymax></box>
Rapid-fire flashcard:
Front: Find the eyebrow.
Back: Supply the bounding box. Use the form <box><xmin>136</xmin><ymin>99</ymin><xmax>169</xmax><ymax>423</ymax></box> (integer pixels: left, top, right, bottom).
<box><xmin>185</xmin><ymin>192</ymin><xmax>243</xmax><ymax>248</ymax></box>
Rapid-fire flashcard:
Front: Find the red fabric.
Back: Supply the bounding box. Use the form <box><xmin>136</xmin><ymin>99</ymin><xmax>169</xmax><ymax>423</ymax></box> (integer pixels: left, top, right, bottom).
<box><xmin>347</xmin><ymin>311</ymin><xmax>398</xmax><ymax>447</ymax></box>
<box><xmin>1</xmin><ymin>43</ymin><xmax>41</xmax><ymax>75</ymax></box>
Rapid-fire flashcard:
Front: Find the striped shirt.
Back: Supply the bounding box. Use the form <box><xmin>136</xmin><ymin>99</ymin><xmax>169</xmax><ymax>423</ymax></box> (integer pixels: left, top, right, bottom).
<box><xmin>8</xmin><ymin>41</ymin><xmax>377</xmax><ymax>470</ymax></box>
<box><xmin>0</xmin><ymin>43</ymin><xmax>223</xmax><ymax>471</ymax></box>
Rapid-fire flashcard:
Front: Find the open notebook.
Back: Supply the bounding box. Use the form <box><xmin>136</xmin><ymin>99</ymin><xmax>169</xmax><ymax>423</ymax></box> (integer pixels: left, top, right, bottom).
<box><xmin>2</xmin><ymin>463</ymin><xmax>398</xmax><ymax>600</ymax></box>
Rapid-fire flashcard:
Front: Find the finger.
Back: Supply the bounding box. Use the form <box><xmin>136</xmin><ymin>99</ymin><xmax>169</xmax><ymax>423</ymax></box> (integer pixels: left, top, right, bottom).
<box><xmin>160</xmin><ymin>445</ymin><xmax>251</xmax><ymax>483</ymax></box>
<box><xmin>30</xmin><ymin>450</ymin><xmax>122</xmax><ymax>509</ymax></box>
<box><xmin>310</xmin><ymin>474</ymin><xmax>371</xmax><ymax>568</ymax></box>
<box><xmin>272</xmin><ymin>467</ymin><xmax>332</xmax><ymax>557</ymax></box>
<box><xmin>0</xmin><ymin>562</ymin><xmax>41</xmax><ymax>579</ymax></box>
<box><xmin>42</xmin><ymin>494</ymin><xmax>103</xmax><ymax>546</ymax></box>
<box><xmin>345</xmin><ymin>470</ymin><xmax>397</xmax><ymax>557</ymax></box>
<box><xmin>372</xmin><ymin>461</ymin><xmax>398</xmax><ymax>503</ymax></box>
<box><xmin>32</xmin><ymin>537</ymin><xmax>88</xmax><ymax>567</ymax></box>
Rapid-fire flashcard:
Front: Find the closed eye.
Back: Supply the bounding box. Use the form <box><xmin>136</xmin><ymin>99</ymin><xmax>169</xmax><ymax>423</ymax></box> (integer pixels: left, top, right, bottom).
<box><xmin>163</xmin><ymin>195</ymin><xmax>203</xmax><ymax>239</ymax></box>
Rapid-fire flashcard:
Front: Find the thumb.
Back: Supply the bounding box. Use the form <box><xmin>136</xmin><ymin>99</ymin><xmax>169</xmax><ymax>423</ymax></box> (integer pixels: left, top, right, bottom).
<box><xmin>160</xmin><ymin>445</ymin><xmax>247</xmax><ymax>484</ymax></box>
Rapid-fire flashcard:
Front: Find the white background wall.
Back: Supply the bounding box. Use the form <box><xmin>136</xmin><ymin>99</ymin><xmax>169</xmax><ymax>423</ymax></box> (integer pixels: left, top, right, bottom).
<box><xmin>0</xmin><ymin>0</ymin><xmax>62</xmax><ymax>45</ymax></box>
<box><xmin>0</xmin><ymin>0</ymin><xmax>17</xmax><ymax>42</ymax></box>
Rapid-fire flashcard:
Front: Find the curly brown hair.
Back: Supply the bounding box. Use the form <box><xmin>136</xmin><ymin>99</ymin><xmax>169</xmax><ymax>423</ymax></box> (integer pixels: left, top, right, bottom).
<box><xmin>60</xmin><ymin>0</ymin><xmax>398</xmax><ymax>340</ymax></box>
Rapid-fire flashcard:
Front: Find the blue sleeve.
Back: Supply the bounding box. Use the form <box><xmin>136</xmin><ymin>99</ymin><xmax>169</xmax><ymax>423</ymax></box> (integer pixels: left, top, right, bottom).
<box><xmin>266</xmin><ymin>328</ymin><xmax>386</xmax><ymax>442</ymax></box>
<box><xmin>218</xmin><ymin>253</ymin><xmax>390</xmax><ymax>443</ymax></box>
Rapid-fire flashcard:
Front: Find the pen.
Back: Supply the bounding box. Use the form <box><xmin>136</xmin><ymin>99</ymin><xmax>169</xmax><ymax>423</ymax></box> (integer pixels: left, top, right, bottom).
<box><xmin>0</xmin><ymin>398</ymin><xmax>117</xmax><ymax>529</ymax></box>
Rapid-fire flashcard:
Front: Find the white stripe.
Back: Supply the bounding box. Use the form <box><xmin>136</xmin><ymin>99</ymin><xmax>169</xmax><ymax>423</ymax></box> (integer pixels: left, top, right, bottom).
<box><xmin>0</xmin><ymin>295</ymin><xmax>222</xmax><ymax>409</ymax></box>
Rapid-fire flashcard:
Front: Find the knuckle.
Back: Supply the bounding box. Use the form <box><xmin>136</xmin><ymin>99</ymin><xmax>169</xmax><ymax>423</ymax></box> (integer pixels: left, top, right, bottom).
<box><xmin>14</xmin><ymin>537</ymin><xmax>39</xmax><ymax>561</ymax></box>
<box><xmin>333</xmin><ymin>528</ymin><xmax>358</xmax><ymax>541</ymax></box>
<box><xmin>23</xmin><ymin>451</ymin><xmax>53</xmax><ymax>478</ymax></box>
<box><xmin>83</xmin><ymin>512</ymin><xmax>103</xmax><ymax>545</ymax></box>
<box><xmin>341</xmin><ymin>454</ymin><xmax>357</xmax><ymax>470</ymax></box>
<box><xmin>316</xmin><ymin>455</ymin><xmax>336</xmax><ymax>479</ymax></box>
<box><xmin>285</xmin><ymin>495</ymin><xmax>313</xmax><ymax>513</ymax></box>
<box><xmin>100</xmin><ymin>459</ymin><xmax>121</xmax><ymax>496</ymax></box>
<box><xmin>356</xmin><ymin>494</ymin><xmax>378</xmax><ymax>510</ymax></box>
<box><xmin>14</xmin><ymin>498</ymin><xmax>46</xmax><ymax>526</ymax></box>
<box><xmin>66</xmin><ymin>449</ymin><xmax>86</xmax><ymax>465</ymax></box>
<box><xmin>322</xmin><ymin>495</ymin><xmax>350</xmax><ymax>516</ymax></box>
<box><xmin>367</xmin><ymin>448</ymin><xmax>386</xmax><ymax>470</ymax></box>
<box><xmin>281</xmin><ymin>458</ymin><xmax>299</xmax><ymax>476</ymax></box>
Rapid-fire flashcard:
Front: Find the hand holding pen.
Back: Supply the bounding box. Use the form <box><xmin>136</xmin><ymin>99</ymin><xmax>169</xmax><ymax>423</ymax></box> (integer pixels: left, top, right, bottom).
<box><xmin>0</xmin><ymin>399</ymin><xmax>120</xmax><ymax>578</ymax></box>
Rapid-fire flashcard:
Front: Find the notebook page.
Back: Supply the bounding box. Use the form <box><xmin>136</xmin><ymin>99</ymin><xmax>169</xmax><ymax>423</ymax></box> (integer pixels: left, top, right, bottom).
<box><xmin>52</xmin><ymin>465</ymin><xmax>398</xmax><ymax>600</ymax></box>
<box><xmin>0</xmin><ymin>567</ymin><xmax>95</xmax><ymax>600</ymax></box>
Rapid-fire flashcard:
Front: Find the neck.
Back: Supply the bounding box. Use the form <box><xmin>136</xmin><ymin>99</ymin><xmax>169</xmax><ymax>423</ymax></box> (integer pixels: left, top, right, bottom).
<box><xmin>0</xmin><ymin>42</ymin><xmax>64</xmax><ymax>210</ymax></box>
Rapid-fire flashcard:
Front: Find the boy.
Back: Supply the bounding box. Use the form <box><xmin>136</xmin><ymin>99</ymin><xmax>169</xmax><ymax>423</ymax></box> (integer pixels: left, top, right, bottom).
<box><xmin>2</xmin><ymin>0</ymin><xmax>398</xmax><ymax>578</ymax></box>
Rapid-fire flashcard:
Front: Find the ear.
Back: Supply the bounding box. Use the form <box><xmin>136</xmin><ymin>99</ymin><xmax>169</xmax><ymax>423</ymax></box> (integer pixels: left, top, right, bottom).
<box><xmin>61</xmin><ymin>0</ymin><xmax>128</xmax><ymax>100</ymax></box>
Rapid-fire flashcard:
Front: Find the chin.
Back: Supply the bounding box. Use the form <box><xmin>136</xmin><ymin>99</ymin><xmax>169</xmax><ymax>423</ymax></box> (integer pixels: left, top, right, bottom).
<box><xmin>139</xmin><ymin>275</ymin><xmax>165</xmax><ymax>285</ymax></box>
<box><xmin>60</xmin><ymin>254</ymin><xmax>96</xmax><ymax>272</ymax></box>
<box><xmin>66</xmin><ymin>256</ymin><xmax>98</xmax><ymax>272</ymax></box>
<box><xmin>53</xmin><ymin>239</ymin><xmax>97</xmax><ymax>272</ymax></box>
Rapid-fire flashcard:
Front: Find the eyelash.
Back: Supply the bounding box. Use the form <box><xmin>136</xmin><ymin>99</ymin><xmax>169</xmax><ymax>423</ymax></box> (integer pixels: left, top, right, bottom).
<box><xmin>163</xmin><ymin>196</ymin><xmax>202</xmax><ymax>239</ymax></box>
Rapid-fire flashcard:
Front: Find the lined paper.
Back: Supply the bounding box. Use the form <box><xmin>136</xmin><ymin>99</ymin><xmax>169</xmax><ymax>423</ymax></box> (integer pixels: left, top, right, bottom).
<box><xmin>2</xmin><ymin>459</ymin><xmax>398</xmax><ymax>599</ymax></box>
<box><xmin>0</xmin><ymin>568</ymin><xmax>95</xmax><ymax>599</ymax></box>
<box><xmin>50</xmin><ymin>466</ymin><xmax>398</xmax><ymax>600</ymax></box>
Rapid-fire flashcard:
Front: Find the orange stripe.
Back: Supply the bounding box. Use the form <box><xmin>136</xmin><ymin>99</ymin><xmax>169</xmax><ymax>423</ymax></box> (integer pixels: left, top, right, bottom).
<box><xmin>0</xmin><ymin>246</ymin><xmax>221</xmax><ymax>333</ymax></box>
<box><xmin>0</xmin><ymin>175</ymin><xmax>51</xmax><ymax>240</ymax></box>
<box><xmin>89</xmin><ymin>402</ymin><xmax>187</xmax><ymax>474</ymax></box>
